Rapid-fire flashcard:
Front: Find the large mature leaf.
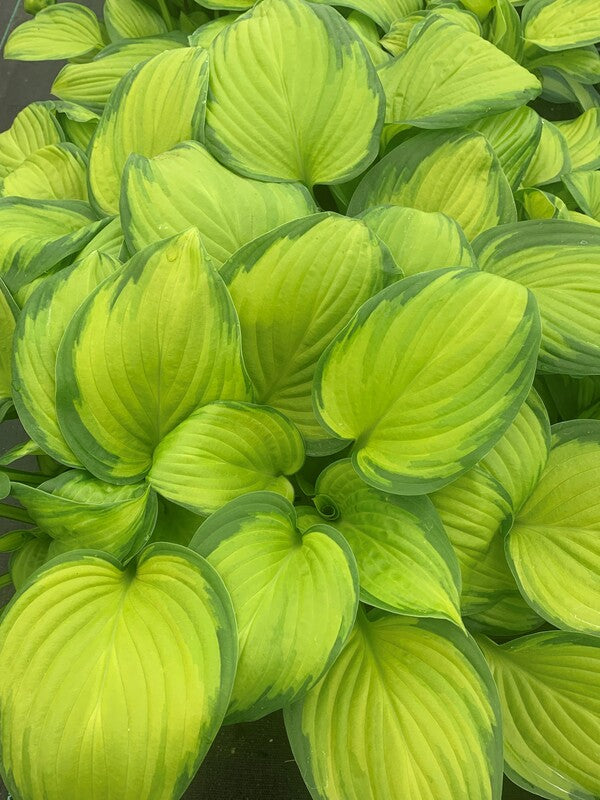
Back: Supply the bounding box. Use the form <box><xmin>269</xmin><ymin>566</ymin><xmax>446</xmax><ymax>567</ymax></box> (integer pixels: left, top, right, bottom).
<box><xmin>379</xmin><ymin>16</ymin><xmax>539</xmax><ymax>127</ymax></box>
<box><xmin>122</xmin><ymin>142</ymin><xmax>316</xmax><ymax>267</ymax></box>
<box><xmin>1</xmin><ymin>143</ymin><xmax>87</xmax><ymax>201</ymax></box>
<box><xmin>526</xmin><ymin>45</ymin><xmax>600</xmax><ymax>83</ymax></box>
<box><xmin>12</xmin><ymin>251</ymin><xmax>120</xmax><ymax>466</ymax></box>
<box><xmin>104</xmin><ymin>0</ymin><xmax>169</xmax><ymax>40</ymax></box>
<box><xmin>57</xmin><ymin>230</ymin><xmax>250</xmax><ymax>483</ymax></box>
<box><xmin>4</xmin><ymin>3</ymin><xmax>104</xmax><ymax>61</ymax></box>
<box><xmin>11</xmin><ymin>470</ymin><xmax>158</xmax><ymax>561</ymax></box>
<box><xmin>190</xmin><ymin>493</ymin><xmax>357</xmax><ymax>722</ymax></box>
<box><xmin>431</xmin><ymin>466</ymin><xmax>515</xmax><ymax>614</ymax></box>
<box><xmin>149</xmin><ymin>402</ymin><xmax>304</xmax><ymax>514</ymax></box>
<box><xmin>88</xmin><ymin>48</ymin><xmax>209</xmax><ymax>215</ymax></box>
<box><xmin>205</xmin><ymin>0</ymin><xmax>384</xmax><ymax>187</ymax></box>
<box><xmin>285</xmin><ymin>610</ymin><xmax>502</xmax><ymax>800</ymax></box>
<box><xmin>521</xmin><ymin>118</ymin><xmax>571</xmax><ymax>186</ymax></box>
<box><xmin>506</xmin><ymin>420</ymin><xmax>600</xmax><ymax>635</ymax></box>
<box><xmin>0</xmin><ymin>198</ymin><xmax>107</xmax><ymax>294</ymax></box>
<box><xmin>522</xmin><ymin>0</ymin><xmax>600</xmax><ymax>50</ymax></box>
<box><xmin>310</xmin><ymin>459</ymin><xmax>462</xmax><ymax>623</ymax></box>
<box><xmin>468</xmin><ymin>107</ymin><xmax>542</xmax><ymax>190</ymax></box>
<box><xmin>222</xmin><ymin>213</ymin><xmax>397</xmax><ymax>452</ymax></box>
<box><xmin>52</xmin><ymin>37</ymin><xmax>185</xmax><ymax>110</ymax></box>
<box><xmin>479</xmin><ymin>389</ymin><xmax>551</xmax><ymax>512</ymax></box>
<box><xmin>478</xmin><ymin>631</ymin><xmax>600</xmax><ymax>799</ymax></box>
<box><xmin>0</xmin><ymin>282</ymin><xmax>16</xmax><ymax>414</ymax></box>
<box><xmin>0</xmin><ymin>103</ymin><xmax>62</xmax><ymax>180</ymax></box>
<box><xmin>314</xmin><ymin>268</ymin><xmax>541</xmax><ymax>494</ymax></box>
<box><xmin>554</xmin><ymin>109</ymin><xmax>600</xmax><ymax>171</ymax></box>
<box><xmin>474</xmin><ymin>219</ymin><xmax>600</xmax><ymax>375</ymax></box>
<box><xmin>346</xmin><ymin>10</ymin><xmax>390</xmax><ymax>66</ymax></box>
<box><xmin>0</xmin><ymin>545</ymin><xmax>237</xmax><ymax>800</ymax></box>
<box><xmin>359</xmin><ymin>205</ymin><xmax>476</xmax><ymax>275</ymax></box>
<box><xmin>564</xmin><ymin>169</ymin><xmax>600</xmax><ymax>220</ymax></box>
<box><xmin>347</xmin><ymin>130</ymin><xmax>517</xmax><ymax>239</ymax></box>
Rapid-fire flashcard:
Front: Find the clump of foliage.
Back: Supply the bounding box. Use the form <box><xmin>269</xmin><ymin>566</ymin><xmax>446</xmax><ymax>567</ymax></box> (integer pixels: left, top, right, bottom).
<box><xmin>0</xmin><ymin>0</ymin><xmax>600</xmax><ymax>798</ymax></box>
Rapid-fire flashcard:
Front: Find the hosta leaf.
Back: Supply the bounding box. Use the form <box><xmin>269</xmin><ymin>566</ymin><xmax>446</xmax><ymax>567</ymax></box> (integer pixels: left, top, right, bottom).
<box><xmin>431</xmin><ymin>466</ymin><xmax>515</xmax><ymax>614</ymax></box>
<box><xmin>468</xmin><ymin>107</ymin><xmax>542</xmax><ymax>190</ymax></box>
<box><xmin>205</xmin><ymin>0</ymin><xmax>384</xmax><ymax>186</ymax></box>
<box><xmin>474</xmin><ymin>219</ymin><xmax>600</xmax><ymax>374</ymax></box>
<box><xmin>0</xmin><ymin>281</ymin><xmax>16</xmax><ymax>412</ymax></box>
<box><xmin>537</xmin><ymin>373</ymin><xmax>600</xmax><ymax>421</ymax></box>
<box><xmin>347</xmin><ymin>130</ymin><xmax>517</xmax><ymax>239</ymax></box>
<box><xmin>479</xmin><ymin>388</ymin><xmax>551</xmax><ymax>512</ymax></box>
<box><xmin>314</xmin><ymin>268</ymin><xmax>541</xmax><ymax>494</ymax></box>
<box><xmin>222</xmin><ymin>213</ymin><xmax>397</xmax><ymax>452</ymax></box>
<box><xmin>104</xmin><ymin>0</ymin><xmax>168</xmax><ymax>40</ymax></box>
<box><xmin>0</xmin><ymin>198</ymin><xmax>107</xmax><ymax>294</ymax></box>
<box><xmin>465</xmin><ymin>591</ymin><xmax>543</xmax><ymax>636</ymax></box>
<box><xmin>149</xmin><ymin>402</ymin><xmax>304</xmax><ymax>514</ymax></box>
<box><xmin>358</xmin><ymin>205</ymin><xmax>476</xmax><ymax>275</ymax></box>
<box><xmin>52</xmin><ymin>37</ymin><xmax>185</xmax><ymax>110</ymax></box>
<box><xmin>1</xmin><ymin>143</ymin><xmax>87</xmax><ymax>201</ymax></box>
<box><xmin>486</xmin><ymin>0</ymin><xmax>523</xmax><ymax>60</ymax></box>
<box><xmin>12</xmin><ymin>251</ymin><xmax>119</xmax><ymax>466</ymax></box>
<box><xmin>520</xmin><ymin>186</ymin><xmax>570</xmax><ymax>220</ymax></box>
<box><xmin>521</xmin><ymin>118</ymin><xmax>571</xmax><ymax>186</ymax></box>
<box><xmin>9</xmin><ymin>534</ymin><xmax>52</xmax><ymax>591</ymax></box>
<box><xmin>0</xmin><ymin>545</ymin><xmax>237</xmax><ymax>800</ymax></box>
<box><xmin>379</xmin><ymin>16</ymin><xmax>539</xmax><ymax>127</ymax></box>
<box><xmin>346</xmin><ymin>11</ymin><xmax>390</xmax><ymax>66</ymax></box>
<box><xmin>122</xmin><ymin>142</ymin><xmax>316</xmax><ymax>268</ymax></box>
<box><xmin>563</xmin><ymin>169</ymin><xmax>600</xmax><ymax>220</ymax></box>
<box><xmin>11</xmin><ymin>471</ymin><xmax>157</xmax><ymax>561</ymax></box>
<box><xmin>285</xmin><ymin>610</ymin><xmax>502</xmax><ymax>800</ymax></box>
<box><xmin>506</xmin><ymin>420</ymin><xmax>600</xmax><ymax>635</ymax></box>
<box><xmin>88</xmin><ymin>48</ymin><xmax>209</xmax><ymax>215</ymax></box>
<box><xmin>380</xmin><ymin>14</ymin><xmax>423</xmax><ymax>55</ymax></box>
<box><xmin>57</xmin><ymin>230</ymin><xmax>250</xmax><ymax>483</ymax></box>
<box><xmin>312</xmin><ymin>459</ymin><xmax>462</xmax><ymax>623</ymax></box>
<box><xmin>188</xmin><ymin>13</ymin><xmax>240</xmax><ymax>47</ymax></box>
<box><xmin>78</xmin><ymin>215</ymin><xmax>124</xmax><ymax>260</ymax></box>
<box><xmin>4</xmin><ymin>3</ymin><xmax>104</xmax><ymax>61</ymax></box>
<box><xmin>478</xmin><ymin>631</ymin><xmax>600</xmax><ymax>799</ymax></box>
<box><xmin>151</xmin><ymin>499</ymin><xmax>203</xmax><ymax>547</ymax></box>
<box><xmin>322</xmin><ymin>0</ymin><xmax>424</xmax><ymax>31</ymax></box>
<box><xmin>554</xmin><ymin>109</ymin><xmax>600</xmax><ymax>171</ymax></box>
<box><xmin>58</xmin><ymin>109</ymin><xmax>99</xmax><ymax>151</ymax></box>
<box><xmin>0</xmin><ymin>103</ymin><xmax>62</xmax><ymax>180</ymax></box>
<box><xmin>190</xmin><ymin>492</ymin><xmax>358</xmax><ymax>722</ymax></box>
<box><xmin>522</xmin><ymin>0</ymin><xmax>600</xmax><ymax>50</ymax></box>
<box><xmin>526</xmin><ymin>46</ymin><xmax>600</xmax><ymax>84</ymax></box>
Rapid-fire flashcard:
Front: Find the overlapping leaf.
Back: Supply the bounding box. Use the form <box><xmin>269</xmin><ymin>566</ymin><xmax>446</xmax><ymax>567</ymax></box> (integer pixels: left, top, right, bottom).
<box><xmin>4</xmin><ymin>3</ymin><xmax>105</xmax><ymax>61</ymax></box>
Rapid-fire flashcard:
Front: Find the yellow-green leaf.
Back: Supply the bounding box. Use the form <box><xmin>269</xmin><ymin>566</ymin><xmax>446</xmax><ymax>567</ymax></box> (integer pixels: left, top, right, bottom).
<box><xmin>554</xmin><ymin>109</ymin><xmax>600</xmax><ymax>171</ymax></box>
<box><xmin>0</xmin><ymin>281</ymin><xmax>16</xmax><ymax>413</ymax></box>
<box><xmin>1</xmin><ymin>143</ymin><xmax>88</xmax><ymax>201</ymax></box>
<box><xmin>521</xmin><ymin>117</ymin><xmax>571</xmax><ymax>186</ymax></box>
<box><xmin>122</xmin><ymin>142</ymin><xmax>316</xmax><ymax>268</ymax></box>
<box><xmin>4</xmin><ymin>3</ymin><xmax>104</xmax><ymax>61</ymax></box>
<box><xmin>315</xmin><ymin>268</ymin><xmax>541</xmax><ymax>494</ymax></box>
<box><xmin>190</xmin><ymin>492</ymin><xmax>358</xmax><ymax>722</ymax></box>
<box><xmin>378</xmin><ymin>16</ymin><xmax>539</xmax><ymax>127</ymax></box>
<box><xmin>88</xmin><ymin>47</ymin><xmax>209</xmax><ymax>215</ymax></box>
<box><xmin>0</xmin><ymin>545</ymin><xmax>237</xmax><ymax>800</ymax></box>
<box><xmin>104</xmin><ymin>0</ymin><xmax>168</xmax><ymax>40</ymax></box>
<box><xmin>474</xmin><ymin>219</ymin><xmax>600</xmax><ymax>374</ymax></box>
<box><xmin>12</xmin><ymin>251</ymin><xmax>119</xmax><ymax>466</ymax></box>
<box><xmin>56</xmin><ymin>230</ymin><xmax>250</xmax><ymax>483</ymax></box>
<box><xmin>285</xmin><ymin>610</ymin><xmax>502</xmax><ymax>800</ymax></box>
<box><xmin>0</xmin><ymin>103</ymin><xmax>62</xmax><ymax>180</ymax></box>
<box><xmin>478</xmin><ymin>631</ymin><xmax>600</xmax><ymax>799</ymax></box>
<box><xmin>348</xmin><ymin>130</ymin><xmax>517</xmax><ymax>239</ymax></box>
<box><xmin>222</xmin><ymin>213</ymin><xmax>398</xmax><ymax>452</ymax></box>
<box><xmin>507</xmin><ymin>420</ymin><xmax>600</xmax><ymax>635</ymax></box>
<box><xmin>149</xmin><ymin>402</ymin><xmax>304</xmax><ymax>514</ymax></box>
<box><xmin>523</xmin><ymin>0</ymin><xmax>600</xmax><ymax>50</ymax></box>
<box><xmin>313</xmin><ymin>459</ymin><xmax>462</xmax><ymax>623</ymax></box>
<box><xmin>205</xmin><ymin>0</ymin><xmax>384</xmax><ymax>186</ymax></box>
<box><xmin>564</xmin><ymin>168</ymin><xmax>600</xmax><ymax>220</ymax></box>
<box><xmin>359</xmin><ymin>204</ymin><xmax>476</xmax><ymax>275</ymax></box>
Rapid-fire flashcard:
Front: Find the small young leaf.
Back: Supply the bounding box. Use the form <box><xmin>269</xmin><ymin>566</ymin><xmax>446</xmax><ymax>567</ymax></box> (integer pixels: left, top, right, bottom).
<box><xmin>4</xmin><ymin>3</ymin><xmax>104</xmax><ymax>61</ymax></box>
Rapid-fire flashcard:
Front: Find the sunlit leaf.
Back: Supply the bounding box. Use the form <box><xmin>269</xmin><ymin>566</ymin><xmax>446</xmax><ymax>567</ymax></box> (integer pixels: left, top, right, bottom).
<box><xmin>0</xmin><ymin>103</ymin><xmax>62</xmax><ymax>180</ymax></box>
<box><xmin>521</xmin><ymin>118</ymin><xmax>571</xmax><ymax>186</ymax></box>
<box><xmin>57</xmin><ymin>229</ymin><xmax>250</xmax><ymax>483</ymax></box>
<box><xmin>104</xmin><ymin>0</ymin><xmax>169</xmax><ymax>40</ymax></box>
<box><xmin>1</xmin><ymin>143</ymin><xmax>87</xmax><ymax>201</ymax></box>
<box><xmin>149</xmin><ymin>402</ymin><xmax>303</xmax><ymax>514</ymax></box>
<box><xmin>315</xmin><ymin>268</ymin><xmax>540</xmax><ymax>494</ymax></box>
<box><xmin>4</xmin><ymin>3</ymin><xmax>104</xmax><ymax>61</ymax></box>
<box><xmin>0</xmin><ymin>545</ymin><xmax>237</xmax><ymax>800</ymax></box>
<box><xmin>554</xmin><ymin>109</ymin><xmax>600</xmax><ymax>171</ymax></box>
<box><xmin>522</xmin><ymin>0</ymin><xmax>600</xmax><ymax>51</ymax></box>
<box><xmin>191</xmin><ymin>492</ymin><xmax>358</xmax><ymax>722</ymax></box>
<box><xmin>285</xmin><ymin>610</ymin><xmax>502</xmax><ymax>800</ymax></box>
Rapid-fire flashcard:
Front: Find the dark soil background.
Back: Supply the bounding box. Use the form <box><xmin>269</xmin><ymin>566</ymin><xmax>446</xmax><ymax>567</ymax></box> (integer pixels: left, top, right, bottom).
<box><xmin>0</xmin><ymin>2</ymin><xmax>537</xmax><ymax>796</ymax></box>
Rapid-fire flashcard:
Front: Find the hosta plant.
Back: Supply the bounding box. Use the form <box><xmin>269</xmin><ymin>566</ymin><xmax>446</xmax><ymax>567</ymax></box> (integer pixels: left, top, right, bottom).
<box><xmin>1</xmin><ymin>0</ymin><xmax>600</xmax><ymax>798</ymax></box>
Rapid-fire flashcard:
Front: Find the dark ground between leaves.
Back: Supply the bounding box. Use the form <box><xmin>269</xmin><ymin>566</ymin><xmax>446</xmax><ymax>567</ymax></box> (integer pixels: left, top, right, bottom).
<box><xmin>0</xmin><ymin>2</ymin><xmax>537</xmax><ymax>797</ymax></box>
